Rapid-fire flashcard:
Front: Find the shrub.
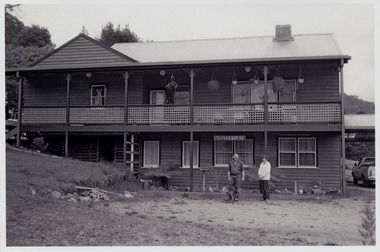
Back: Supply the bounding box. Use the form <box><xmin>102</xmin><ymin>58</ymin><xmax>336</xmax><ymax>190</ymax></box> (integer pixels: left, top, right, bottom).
<box><xmin>31</xmin><ymin>136</ymin><xmax>48</xmax><ymax>153</ymax></box>
<box><xmin>358</xmin><ymin>204</ymin><xmax>376</xmax><ymax>245</ymax></box>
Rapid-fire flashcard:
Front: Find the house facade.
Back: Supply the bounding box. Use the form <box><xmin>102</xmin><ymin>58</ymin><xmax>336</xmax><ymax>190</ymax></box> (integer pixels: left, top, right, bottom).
<box><xmin>6</xmin><ymin>25</ymin><xmax>351</xmax><ymax>191</ymax></box>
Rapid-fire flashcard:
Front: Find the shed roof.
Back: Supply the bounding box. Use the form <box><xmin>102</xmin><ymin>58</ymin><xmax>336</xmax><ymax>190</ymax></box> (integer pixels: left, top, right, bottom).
<box><xmin>112</xmin><ymin>34</ymin><xmax>350</xmax><ymax>64</ymax></box>
<box><xmin>345</xmin><ymin>114</ymin><xmax>375</xmax><ymax>131</ymax></box>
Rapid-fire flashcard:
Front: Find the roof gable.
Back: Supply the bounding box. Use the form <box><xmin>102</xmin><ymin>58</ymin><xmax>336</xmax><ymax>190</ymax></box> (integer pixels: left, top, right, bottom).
<box><xmin>30</xmin><ymin>34</ymin><xmax>137</xmax><ymax>68</ymax></box>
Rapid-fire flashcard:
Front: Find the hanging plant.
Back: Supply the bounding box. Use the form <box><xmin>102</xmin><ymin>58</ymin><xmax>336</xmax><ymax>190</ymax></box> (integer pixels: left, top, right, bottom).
<box><xmin>272</xmin><ymin>68</ymin><xmax>285</xmax><ymax>92</ymax></box>
<box><xmin>207</xmin><ymin>71</ymin><xmax>219</xmax><ymax>90</ymax></box>
<box><xmin>249</xmin><ymin>69</ymin><xmax>260</xmax><ymax>84</ymax></box>
<box><xmin>298</xmin><ymin>65</ymin><xmax>305</xmax><ymax>84</ymax></box>
<box><xmin>166</xmin><ymin>73</ymin><xmax>178</xmax><ymax>90</ymax></box>
<box><xmin>231</xmin><ymin>70</ymin><xmax>238</xmax><ymax>85</ymax></box>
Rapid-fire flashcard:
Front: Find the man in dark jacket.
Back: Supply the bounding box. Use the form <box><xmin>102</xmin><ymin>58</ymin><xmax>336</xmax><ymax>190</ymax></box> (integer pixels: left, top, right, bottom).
<box><xmin>228</xmin><ymin>154</ymin><xmax>245</xmax><ymax>202</ymax></box>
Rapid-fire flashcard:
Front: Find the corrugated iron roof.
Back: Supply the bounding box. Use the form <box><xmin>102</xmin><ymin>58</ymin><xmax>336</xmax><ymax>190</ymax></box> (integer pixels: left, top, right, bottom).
<box><xmin>112</xmin><ymin>34</ymin><xmax>349</xmax><ymax>63</ymax></box>
<box><xmin>345</xmin><ymin>114</ymin><xmax>375</xmax><ymax>130</ymax></box>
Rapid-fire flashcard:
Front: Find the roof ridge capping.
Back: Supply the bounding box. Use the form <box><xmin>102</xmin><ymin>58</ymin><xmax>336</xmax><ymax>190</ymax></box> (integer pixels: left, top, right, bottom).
<box><xmin>113</xmin><ymin>33</ymin><xmax>335</xmax><ymax>46</ymax></box>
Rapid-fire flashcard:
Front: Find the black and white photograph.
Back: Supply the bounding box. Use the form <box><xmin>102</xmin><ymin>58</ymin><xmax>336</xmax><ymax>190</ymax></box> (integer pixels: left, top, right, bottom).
<box><xmin>1</xmin><ymin>0</ymin><xmax>377</xmax><ymax>251</ymax></box>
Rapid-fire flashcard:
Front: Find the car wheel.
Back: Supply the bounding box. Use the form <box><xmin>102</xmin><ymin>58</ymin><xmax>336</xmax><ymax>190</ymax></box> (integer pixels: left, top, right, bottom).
<box><xmin>362</xmin><ymin>175</ymin><xmax>369</xmax><ymax>187</ymax></box>
<box><xmin>353</xmin><ymin>176</ymin><xmax>358</xmax><ymax>185</ymax></box>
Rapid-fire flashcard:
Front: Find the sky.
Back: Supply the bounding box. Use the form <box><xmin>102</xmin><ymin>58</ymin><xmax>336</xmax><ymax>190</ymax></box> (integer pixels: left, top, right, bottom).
<box><xmin>2</xmin><ymin>0</ymin><xmax>378</xmax><ymax>103</ymax></box>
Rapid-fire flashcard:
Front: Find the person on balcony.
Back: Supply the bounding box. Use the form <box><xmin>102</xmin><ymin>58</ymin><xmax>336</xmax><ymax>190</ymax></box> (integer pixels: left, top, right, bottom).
<box><xmin>228</xmin><ymin>154</ymin><xmax>245</xmax><ymax>202</ymax></box>
<box><xmin>258</xmin><ymin>155</ymin><xmax>271</xmax><ymax>201</ymax></box>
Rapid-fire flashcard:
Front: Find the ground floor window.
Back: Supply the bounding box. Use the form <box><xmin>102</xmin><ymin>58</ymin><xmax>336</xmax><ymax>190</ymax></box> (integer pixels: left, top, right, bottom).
<box><xmin>182</xmin><ymin>141</ymin><xmax>199</xmax><ymax>168</ymax></box>
<box><xmin>278</xmin><ymin>137</ymin><xmax>317</xmax><ymax>167</ymax></box>
<box><xmin>214</xmin><ymin>139</ymin><xmax>253</xmax><ymax>166</ymax></box>
<box><xmin>143</xmin><ymin>141</ymin><xmax>159</xmax><ymax>167</ymax></box>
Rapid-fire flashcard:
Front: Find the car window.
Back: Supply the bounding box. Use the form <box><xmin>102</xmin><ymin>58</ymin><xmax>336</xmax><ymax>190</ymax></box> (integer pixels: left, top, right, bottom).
<box><xmin>363</xmin><ymin>158</ymin><xmax>375</xmax><ymax>165</ymax></box>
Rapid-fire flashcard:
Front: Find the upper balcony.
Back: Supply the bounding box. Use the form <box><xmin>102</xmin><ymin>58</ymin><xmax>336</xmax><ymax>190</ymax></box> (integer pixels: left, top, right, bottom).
<box><xmin>21</xmin><ymin>102</ymin><xmax>341</xmax><ymax>127</ymax></box>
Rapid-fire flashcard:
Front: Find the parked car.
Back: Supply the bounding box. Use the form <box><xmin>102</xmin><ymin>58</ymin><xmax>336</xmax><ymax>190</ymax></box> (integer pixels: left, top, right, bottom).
<box><xmin>352</xmin><ymin>157</ymin><xmax>375</xmax><ymax>187</ymax></box>
<box><xmin>345</xmin><ymin>166</ymin><xmax>353</xmax><ymax>183</ymax></box>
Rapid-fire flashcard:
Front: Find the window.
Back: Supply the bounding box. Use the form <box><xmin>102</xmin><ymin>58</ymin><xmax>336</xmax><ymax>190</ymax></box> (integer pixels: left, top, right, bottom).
<box><xmin>91</xmin><ymin>85</ymin><xmax>106</xmax><ymax>106</ymax></box>
<box><xmin>214</xmin><ymin>139</ymin><xmax>253</xmax><ymax>166</ymax></box>
<box><xmin>278</xmin><ymin>138</ymin><xmax>297</xmax><ymax>167</ymax></box>
<box><xmin>278</xmin><ymin>80</ymin><xmax>296</xmax><ymax>102</ymax></box>
<box><xmin>298</xmin><ymin>138</ymin><xmax>317</xmax><ymax>167</ymax></box>
<box><xmin>232</xmin><ymin>80</ymin><xmax>296</xmax><ymax>103</ymax></box>
<box><xmin>143</xmin><ymin>141</ymin><xmax>160</xmax><ymax>168</ymax></box>
<box><xmin>182</xmin><ymin>141</ymin><xmax>199</xmax><ymax>168</ymax></box>
<box><xmin>251</xmin><ymin>82</ymin><xmax>277</xmax><ymax>103</ymax></box>
<box><xmin>278</xmin><ymin>137</ymin><xmax>317</xmax><ymax>168</ymax></box>
<box><xmin>232</xmin><ymin>83</ymin><xmax>251</xmax><ymax>104</ymax></box>
<box><xmin>175</xmin><ymin>85</ymin><xmax>190</xmax><ymax>104</ymax></box>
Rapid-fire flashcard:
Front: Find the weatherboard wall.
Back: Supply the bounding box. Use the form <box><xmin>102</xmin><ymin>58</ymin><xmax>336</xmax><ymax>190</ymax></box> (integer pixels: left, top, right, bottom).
<box><xmin>138</xmin><ymin>131</ymin><xmax>342</xmax><ymax>190</ymax></box>
<box><xmin>22</xmin><ymin>63</ymin><xmax>339</xmax><ymax>107</ymax></box>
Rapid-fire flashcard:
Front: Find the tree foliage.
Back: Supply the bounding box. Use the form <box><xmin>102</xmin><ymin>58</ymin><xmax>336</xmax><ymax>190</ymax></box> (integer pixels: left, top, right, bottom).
<box><xmin>16</xmin><ymin>25</ymin><xmax>54</xmax><ymax>48</ymax></box>
<box><xmin>5</xmin><ymin>11</ymin><xmax>55</xmax><ymax>113</ymax></box>
<box><xmin>5</xmin><ymin>12</ymin><xmax>25</xmax><ymax>45</ymax></box>
<box><xmin>5</xmin><ymin>44</ymin><xmax>53</xmax><ymax>68</ymax></box>
<box><xmin>98</xmin><ymin>22</ymin><xmax>141</xmax><ymax>47</ymax></box>
<box><xmin>346</xmin><ymin>142</ymin><xmax>375</xmax><ymax>161</ymax></box>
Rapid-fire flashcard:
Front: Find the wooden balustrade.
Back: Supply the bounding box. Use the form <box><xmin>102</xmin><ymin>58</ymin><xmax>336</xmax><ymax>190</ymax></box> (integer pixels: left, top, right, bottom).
<box><xmin>21</xmin><ymin>103</ymin><xmax>341</xmax><ymax>125</ymax></box>
<box><xmin>70</xmin><ymin>106</ymin><xmax>124</xmax><ymax>124</ymax></box>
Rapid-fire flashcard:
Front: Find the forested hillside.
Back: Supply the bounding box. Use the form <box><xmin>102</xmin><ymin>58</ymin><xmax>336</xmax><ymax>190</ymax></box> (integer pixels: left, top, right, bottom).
<box><xmin>344</xmin><ymin>94</ymin><xmax>375</xmax><ymax>114</ymax></box>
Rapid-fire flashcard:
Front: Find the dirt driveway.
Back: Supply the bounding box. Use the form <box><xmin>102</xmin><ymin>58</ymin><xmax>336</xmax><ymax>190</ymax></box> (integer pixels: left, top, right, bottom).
<box><xmin>108</xmin><ymin>190</ymin><xmax>375</xmax><ymax>246</ymax></box>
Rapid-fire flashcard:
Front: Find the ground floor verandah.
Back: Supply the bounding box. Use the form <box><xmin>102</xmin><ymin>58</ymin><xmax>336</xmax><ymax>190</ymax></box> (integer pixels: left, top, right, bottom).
<box><xmin>33</xmin><ymin>130</ymin><xmax>343</xmax><ymax>191</ymax></box>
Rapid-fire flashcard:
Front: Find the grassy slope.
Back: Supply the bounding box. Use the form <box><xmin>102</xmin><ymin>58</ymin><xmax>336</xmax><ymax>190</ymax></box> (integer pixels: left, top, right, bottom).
<box><xmin>6</xmin><ymin>147</ymin><xmax>131</xmax><ymax>195</ymax></box>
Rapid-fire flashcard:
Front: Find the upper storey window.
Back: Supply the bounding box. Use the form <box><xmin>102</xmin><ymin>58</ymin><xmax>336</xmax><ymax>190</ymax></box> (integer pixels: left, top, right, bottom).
<box><xmin>91</xmin><ymin>85</ymin><xmax>106</xmax><ymax>106</ymax></box>
<box><xmin>233</xmin><ymin>80</ymin><xmax>296</xmax><ymax>103</ymax></box>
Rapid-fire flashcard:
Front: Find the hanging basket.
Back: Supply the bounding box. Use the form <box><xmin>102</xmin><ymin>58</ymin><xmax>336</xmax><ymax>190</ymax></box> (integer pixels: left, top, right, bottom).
<box><xmin>166</xmin><ymin>73</ymin><xmax>178</xmax><ymax>90</ymax></box>
<box><xmin>249</xmin><ymin>69</ymin><xmax>260</xmax><ymax>84</ymax></box>
<box><xmin>272</xmin><ymin>69</ymin><xmax>285</xmax><ymax>92</ymax></box>
<box><xmin>298</xmin><ymin>65</ymin><xmax>305</xmax><ymax>84</ymax></box>
<box><xmin>231</xmin><ymin>70</ymin><xmax>238</xmax><ymax>85</ymax></box>
<box><xmin>207</xmin><ymin>71</ymin><xmax>219</xmax><ymax>90</ymax></box>
<box><xmin>249</xmin><ymin>78</ymin><xmax>260</xmax><ymax>84</ymax></box>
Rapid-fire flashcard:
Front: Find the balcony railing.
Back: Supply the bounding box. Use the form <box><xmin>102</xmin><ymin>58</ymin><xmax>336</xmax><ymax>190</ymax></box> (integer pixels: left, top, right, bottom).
<box><xmin>268</xmin><ymin>103</ymin><xmax>341</xmax><ymax>123</ymax></box>
<box><xmin>127</xmin><ymin>105</ymin><xmax>190</xmax><ymax>124</ymax></box>
<box><xmin>22</xmin><ymin>102</ymin><xmax>341</xmax><ymax>125</ymax></box>
<box><xmin>194</xmin><ymin>104</ymin><xmax>264</xmax><ymax>124</ymax></box>
<box><xmin>70</xmin><ymin>106</ymin><xmax>124</xmax><ymax>124</ymax></box>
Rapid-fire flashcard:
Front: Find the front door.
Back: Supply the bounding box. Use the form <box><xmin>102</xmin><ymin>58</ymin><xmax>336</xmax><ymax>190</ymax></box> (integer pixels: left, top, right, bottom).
<box><xmin>149</xmin><ymin>90</ymin><xmax>165</xmax><ymax>123</ymax></box>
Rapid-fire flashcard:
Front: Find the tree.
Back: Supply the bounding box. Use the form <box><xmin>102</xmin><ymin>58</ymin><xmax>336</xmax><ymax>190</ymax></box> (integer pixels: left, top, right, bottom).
<box><xmin>98</xmin><ymin>22</ymin><xmax>141</xmax><ymax>47</ymax></box>
<box><xmin>16</xmin><ymin>25</ymin><xmax>54</xmax><ymax>48</ymax></box>
<box><xmin>5</xmin><ymin>12</ymin><xmax>25</xmax><ymax>45</ymax></box>
<box><xmin>5</xmin><ymin>11</ymin><xmax>55</xmax><ymax>116</ymax></box>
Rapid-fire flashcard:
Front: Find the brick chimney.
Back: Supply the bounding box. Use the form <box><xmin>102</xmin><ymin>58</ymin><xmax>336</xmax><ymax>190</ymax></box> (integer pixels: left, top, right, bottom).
<box><xmin>273</xmin><ymin>24</ymin><xmax>294</xmax><ymax>41</ymax></box>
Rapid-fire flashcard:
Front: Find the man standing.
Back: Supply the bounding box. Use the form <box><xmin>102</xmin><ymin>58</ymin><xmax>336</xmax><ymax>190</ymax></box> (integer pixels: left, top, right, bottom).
<box><xmin>258</xmin><ymin>155</ymin><xmax>271</xmax><ymax>201</ymax></box>
<box><xmin>228</xmin><ymin>154</ymin><xmax>245</xmax><ymax>202</ymax></box>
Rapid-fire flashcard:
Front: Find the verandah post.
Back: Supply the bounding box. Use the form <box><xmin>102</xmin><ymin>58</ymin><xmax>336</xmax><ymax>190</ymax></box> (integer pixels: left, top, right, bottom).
<box><xmin>189</xmin><ymin>69</ymin><xmax>195</xmax><ymax>192</ymax></box>
<box><xmin>64</xmin><ymin>74</ymin><xmax>71</xmax><ymax>158</ymax></box>
<box><xmin>16</xmin><ymin>73</ymin><xmax>23</xmax><ymax>148</ymax></box>
<box><xmin>339</xmin><ymin>60</ymin><xmax>347</xmax><ymax>194</ymax></box>
<box><xmin>123</xmin><ymin>71</ymin><xmax>130</xmax><ymax>168</ymax></box>
<box><xmin>263</xmin><ymin>66</ymin><xmax>269</xmax><ymax>155</ymax></box>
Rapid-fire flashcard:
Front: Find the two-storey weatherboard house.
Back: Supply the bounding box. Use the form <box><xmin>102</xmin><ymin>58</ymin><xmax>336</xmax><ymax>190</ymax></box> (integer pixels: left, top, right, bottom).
<box><xmin>6</xmin><ymin>25</ymin><xmax>350</xmax><ymax>191</ymax></box>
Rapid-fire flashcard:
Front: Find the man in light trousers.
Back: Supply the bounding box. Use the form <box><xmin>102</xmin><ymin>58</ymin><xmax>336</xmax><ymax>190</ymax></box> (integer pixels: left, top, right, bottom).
<box><xmin>258</xmin><ymin>155</ymin><xmax>271</xmax><ymax>201</ymax></box>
